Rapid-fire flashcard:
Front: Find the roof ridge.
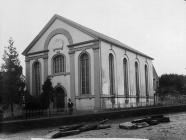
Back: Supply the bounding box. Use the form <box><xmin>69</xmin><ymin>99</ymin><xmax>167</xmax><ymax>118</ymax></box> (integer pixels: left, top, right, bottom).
<box><xmin>51</xmin><ymin>14</ymin><xmax>153</xmax><ymax>60</ymax></box>
<box><xmin>22</xmin><ymin>14</ymin><xmax>153</xmax><ymax>60</ymax></box>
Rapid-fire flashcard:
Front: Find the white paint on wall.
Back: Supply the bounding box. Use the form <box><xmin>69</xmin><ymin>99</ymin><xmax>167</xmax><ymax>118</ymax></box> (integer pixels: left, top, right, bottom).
<box><xmin>29</xmin><ymin>58</ymin><xmax>44</xmax><ymax>95</ymax></box>
<box><xmin>29</xmin><ymin>60</ymin><xmax>33</xmax><ymax>95</ymax></box>
<box><xmin>48</xmin><ymin>34</ymin><xmax>70</xmax><ymax>75</ymax></box>
<box><xmin>25</xmin><ymin>17</ymin><xmax>156</xmax><ymax>110</ymax></box>
<box><xmin>48</xmin><ymin>34</ymin><xmax>70</xmax><ymax>98</ymax></box>
<box><xmin>76</xmin><ymin>98</ymin><xmax>95</xmax><ymax>110</ymax></box>
<box><xmin>100</xmin><ymin>41</ymin><xmax>154</xmax><ymax>100</ymax></box>
<box><xmin>28</xmin><ymin>19</ymin><xmax>94</xmax><ymax>54</ymax></box>
<box><xmin>74</xmin><ymin>48</ymin><xmax>95</xmax><ymax>96</ymax></box>
<box><xmin>51</xmin><ymin>75</ymin><xmax>70</xmax><ymax>99</ymax></box>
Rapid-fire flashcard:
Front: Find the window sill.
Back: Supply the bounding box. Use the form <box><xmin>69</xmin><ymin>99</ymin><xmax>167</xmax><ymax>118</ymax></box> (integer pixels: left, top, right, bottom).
<box><xmin>75</xmin><ymin>94</ymin><xmax>95</xmax><ymax>99</ymax></box>
<box><xmin>52</xmin><ymin>72</ymin><xmax>70</xmax><ymax>76</ymax></box>
<box><xmin>101</xmin><ymin>94</ymin><xmax>116</xmax><ymax>98</ymax></box>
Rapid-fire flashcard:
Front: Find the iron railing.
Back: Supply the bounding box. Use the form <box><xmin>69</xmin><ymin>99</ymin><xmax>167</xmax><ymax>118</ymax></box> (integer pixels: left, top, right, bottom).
<box><xmin>2</xmin><ymin>95</ymin><xmax>186</xmax><ymax>121</ymax></box>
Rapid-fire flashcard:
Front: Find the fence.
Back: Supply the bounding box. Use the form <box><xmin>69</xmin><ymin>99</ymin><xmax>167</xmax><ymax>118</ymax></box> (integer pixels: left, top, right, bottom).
<box><xmin>2</xmin><ymin>95</ymin><xmax>186</xmax><ymax>121</ymax></box>
<box><xmin>100</xmin><ymin>96</ymin><xmax>155</xmax><ymax>110</ymax></box>
<box><xmin>2</xmin><ymin>106</ymin><xmax>95</xmax><ymax>121</ymax></box>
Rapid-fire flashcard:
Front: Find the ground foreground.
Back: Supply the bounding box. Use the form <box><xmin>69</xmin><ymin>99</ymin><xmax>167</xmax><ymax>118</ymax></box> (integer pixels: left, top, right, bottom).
<box><xmin>1</xmin><ymin>112</ymin><xmax>186</xmax><ymax>140</ymax></box>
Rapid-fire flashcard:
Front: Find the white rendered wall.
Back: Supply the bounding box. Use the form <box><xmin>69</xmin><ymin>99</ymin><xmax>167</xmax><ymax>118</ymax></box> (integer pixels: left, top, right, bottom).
<box><xmin>26</xmin><ymin>19</ymin><xmax>97</xmax><ymax>110</ymax></box>
<box><xmin>100</xmin><ymin>41</ymin><xmax>154</xmax><ymax>107</ymax></box>
<box><xmin>25</xmin><ymin>17</ymin><xmax>155</xmax><ymax>110</ymax></box>
<box><xmin>76</xmin><ymin>98</ymin><xmax>95</xmax><ymax>110</ymax></box>
<box><xmin>28</xmin><ymin>19</ymin><xmax>94</xmax><ymax>54</ymax></box>
<box><xmin>74</xmin><ymin>48</ymin><xmax>95</xmax><ymax>110</ymax></box>
<box><xmin>47</xmin><ymin>34</ymin><xmax>71</xmax><ymax>99</ymax></box>
<box><xmin>29</xmin><ymin>58</ymin><xmax>44</xmax><ymax>95</ymax></box>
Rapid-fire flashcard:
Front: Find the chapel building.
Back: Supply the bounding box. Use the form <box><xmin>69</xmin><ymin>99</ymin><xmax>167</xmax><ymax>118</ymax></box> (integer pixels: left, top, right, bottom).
<box><xmin>22</xmin><ymin>14</ymin><xmax>158</xmax><ymax>110</ymax></box>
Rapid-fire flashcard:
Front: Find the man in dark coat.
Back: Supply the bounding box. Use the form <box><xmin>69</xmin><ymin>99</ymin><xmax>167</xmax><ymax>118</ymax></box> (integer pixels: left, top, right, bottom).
<box><xmin>68</xmin><ymin>98</ymin><xmax>73</xmax><ymax>115</ymax></box>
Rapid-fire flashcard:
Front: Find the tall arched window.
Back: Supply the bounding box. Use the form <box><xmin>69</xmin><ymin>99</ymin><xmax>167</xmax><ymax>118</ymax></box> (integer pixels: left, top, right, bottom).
<box><xmin>80</xmin><ymin>53</ymin><xmax>90</xmax><ymax>95</ymax></box>
<box><xmin>123</xmin><ymin>58</ymin><xmax>129</xmax><ymax>98</ymax></box>
<box><xmin>33</xmin><ymin>61</ymin><xmax>41</xmax><ymax>96</ymax></box>
<box><xmin>109</xmin><ymin>53</ymin><xmax>115</xmax><ymax>95</ymax></box>
<box><xmin>135</xmin><ymin>61</ymin><xmax>140</xmax><ymax>103</ymax></box>
<box><xmin>145</xmin><ymin>65</ymin><xmax>149</xmax><ymax>98</ymax></box>
<box><xmin>53</xmin><ymin>55</ymin><xmax>65</xmax><ymax>74</ymax></box>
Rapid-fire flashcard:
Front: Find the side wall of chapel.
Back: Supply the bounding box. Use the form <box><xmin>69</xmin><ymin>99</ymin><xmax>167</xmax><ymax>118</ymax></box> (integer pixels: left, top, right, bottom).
<box><xmin>100</xmin><ymin>41</ymin><xmax>154</xmax><ymax>108</ymax></box>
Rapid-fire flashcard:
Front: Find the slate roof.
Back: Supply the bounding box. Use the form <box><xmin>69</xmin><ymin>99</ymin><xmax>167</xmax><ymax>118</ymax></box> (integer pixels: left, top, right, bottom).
<box><xmin>22</xmin><ymin>14</ymin><xmax>153</xmax><ymax>60</ymax></box>
<box><xmin>153</xmin><ymin>65</ymin><xmax>159</xmax><ymax>78</ymax></box>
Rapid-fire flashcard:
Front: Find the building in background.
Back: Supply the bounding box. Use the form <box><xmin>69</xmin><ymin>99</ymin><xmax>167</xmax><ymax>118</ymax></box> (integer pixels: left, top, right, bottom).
<box><xmin>22</xmin><ymin>14</ymin><xmax>158</xmax><ymax>111</ymax></box>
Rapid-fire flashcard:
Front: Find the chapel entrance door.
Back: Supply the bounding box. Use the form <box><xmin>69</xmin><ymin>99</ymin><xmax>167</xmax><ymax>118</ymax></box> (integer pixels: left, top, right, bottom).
<box><xmin>54</xmin><ymin>87</ymin><xmax>66</xmax><ymax>110</ymax></box>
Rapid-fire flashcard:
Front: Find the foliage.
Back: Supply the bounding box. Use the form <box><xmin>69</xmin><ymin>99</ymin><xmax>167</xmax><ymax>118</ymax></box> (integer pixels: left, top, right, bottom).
<box><xmin>0</xmin><ymin>38</ymin><xmax>25</xmax><ymax>107</ymax></box>
<box><xmin>24</xmin><ymin>91</ymin><xmax>40</xmax><ymax>110</ymax></box>
<box><xmin>158</xmin><ymin>74</ymin><xmax>186</xmax><ymax>96</ymax></box>
<box><xmin>0</xmin><ymin>73</ymin><xmax>3</xmax><ymax>103</ymax></box>
<box><xmin>24</xmin><ymin>77</ymin><xmax>54</xmax><ymax>110</ymax></box>
<box><xmin>39</xmin><ymin>77</ymin><xmax>54</xmax><ymax>109</ymax></box>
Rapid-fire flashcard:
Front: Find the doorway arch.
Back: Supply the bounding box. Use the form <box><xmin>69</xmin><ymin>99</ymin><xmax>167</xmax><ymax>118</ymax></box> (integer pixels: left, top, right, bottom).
<box><xmin>53</xmin><ymin>85</ymin><xmax>67</xmax><ymax>110</ymax></box>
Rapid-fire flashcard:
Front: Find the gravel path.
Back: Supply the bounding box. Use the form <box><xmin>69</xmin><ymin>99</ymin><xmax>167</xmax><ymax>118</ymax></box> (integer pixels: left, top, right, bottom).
<box><xmin>1</xmin><ymin>112</ymin><xmax>186</xmax><ymax>140</ymax></box>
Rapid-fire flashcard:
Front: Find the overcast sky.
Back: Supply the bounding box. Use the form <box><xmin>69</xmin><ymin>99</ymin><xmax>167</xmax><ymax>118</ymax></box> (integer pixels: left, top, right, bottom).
<box><xmin>0</xmin><ymin>0</ymin><xmax>186</xmax><ymax>76</ymax></box>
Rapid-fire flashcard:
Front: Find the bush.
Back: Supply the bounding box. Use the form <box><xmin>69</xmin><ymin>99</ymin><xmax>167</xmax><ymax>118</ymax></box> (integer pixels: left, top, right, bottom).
<box><xmin>159</xmin><ymin>74</ymin><xmax>186</xmax><ymax>96</ymax></box>
<box><xmin>24</xmin><ymin>77</ymin><xmax>54</xmax><ymax>111</ymax></box>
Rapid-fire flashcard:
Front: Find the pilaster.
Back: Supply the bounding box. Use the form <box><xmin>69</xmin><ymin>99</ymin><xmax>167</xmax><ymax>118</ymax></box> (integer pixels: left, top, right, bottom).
<box><xmin>25</xmin><ymin>59</ymin><xmax>30</xmax><ymax>93</ymax></box>
<box><xmin>93</xmin><ymin>47</ymin><xmax>101</xmax><ymax>110</ymax></box>
<box><xmin>69</xmin><ymin>51</ymin><xmax>76</xmax><ymax>109</ymax></box>
<box><xmin>43</xmin><ymin>57</ymin><xmax>48</xmax><ymax>81</ymax></box>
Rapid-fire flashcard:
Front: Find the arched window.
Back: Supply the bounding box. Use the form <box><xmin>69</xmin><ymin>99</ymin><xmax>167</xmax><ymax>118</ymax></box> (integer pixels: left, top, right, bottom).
<box><xmin>123</xmin><ymin>58</ymin><xmax>129</xmax><ymax>98</ymax></box>
<box><xmin>33</xmin><ymin>61</ymin><xmax>41</xmax><ymax>96</ymax></box>
<box><xmin>53</xmin><ymin>55</ymin><xmax>65</xmax><ymax>74</ymax></box>
<box><xmin>135</xmin><ymin>61</ymin><xmax>140</xmax><ymax>103</ymax></box>
<box><xmin>109</xmin><ymin>53</ymin><xmax>115</xmax><ymax>95</ymax></box>
<box><xmin>80</xmin><ymin>53</ymin><xmax>90</xmax><ymax>95</ymax></box>
<box><xmin>145</xmin><ymin>65</ymin><xmax>149</xmax><ymax>98</ymax></box>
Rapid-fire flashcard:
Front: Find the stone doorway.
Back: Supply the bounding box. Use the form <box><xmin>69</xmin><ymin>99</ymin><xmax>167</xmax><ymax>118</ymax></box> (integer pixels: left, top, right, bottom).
<box><xmin>54</xmin><ymin>86</ymin><xmax>66</xmax><ymax>110</ymax></box>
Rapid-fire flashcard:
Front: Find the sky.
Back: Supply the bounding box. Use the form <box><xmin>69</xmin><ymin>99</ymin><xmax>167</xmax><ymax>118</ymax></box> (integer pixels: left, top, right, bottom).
<box><xmin>0</xmin><ymin>0</ymin><xmax>186</xmax><ymax>76</ymax></box>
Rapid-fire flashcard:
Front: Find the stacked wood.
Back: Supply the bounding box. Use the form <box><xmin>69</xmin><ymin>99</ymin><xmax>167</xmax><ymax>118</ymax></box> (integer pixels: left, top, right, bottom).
<box><xmin>47</xmin><ymin>130</ymin><xmax>80</xmax><ymax>139</ymax></box>
<box><xmin>59</xmin><ymin>124</ymin><xmax>84</xmax><ymax>132</ymax></box>
<box><xmin>119</xmin><ymin>122</ymin><xmax>138</xmax><ymax>130</ymax></box>
<box><xmin>46</xmin><ymin>119</ymin><xmax>110</xmax><ymax>139</ymax></box>
<box><xmin>46</xmin><ymin>124</ymin><xmax>84</xmax><ymax>139</ymax></box>
<box><xmin>132</xmin><ymin>114</ymin><xmax>170</xmax><ymax>125</ymax></box>
<box><xmin>131</xmin><ymin>118</ymin><xmax>150</xmax><ymax>124</ymax></box>
<box><xmin>97</xmin><ymin>124</ymin><xmax>111</xmax><ymax>129</ymax></box>
<box><xmin>48</xmin><ymin>123</ymin><xmax>84</xmax><ymax>133</ymax></box>
<box><xmin>119</xmin><ymin>114</ymin><xmax>170</xmax><ymax>130</ymax></box>
<box><xmin>135</xmin><ymin>122</ymin><xmax>149</xmax><ymax>128</ymax></box>
<box><xmin>79</xmin><ymin>124</ymin><xmax>98</xmax><ymax>132</ymax></box>
<box><xmin>79</xmin><ymin>119</ymin><xmax>110</xmax><ymax>132</ymax></box>
<box><xmin>146</xmin><ymin>119</ymin><xmax>159</xmax><ymax>125</ymax></box>
<box><xmin>154</xmin><ymin>116</ymin><xmax>170</xmax><ymax>123</ymax></box>
<box><xmin>99</xmin><ymin>119</ymin><xmax>109</xmax><ymax>124</ymax></box>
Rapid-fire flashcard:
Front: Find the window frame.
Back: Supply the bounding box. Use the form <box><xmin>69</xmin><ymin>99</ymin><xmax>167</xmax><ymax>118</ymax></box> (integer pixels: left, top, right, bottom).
<box><xmin>145</xmin><ymin>64</ymin><xmax>149</xmax><ymax>99</ymax></box>
<box><xmin>109</xmin><ymin>53</ymin><xmax>115</xmax><ymax>96</ymax></box>
<box><xmin>52</xmin><ymin>54</ymin><xmax>66</xmax><ymax>76</ymax></box>
<box><xmin>32</xmin><ymin>61</ymin><xmax>41</xmax><ymax>96</ymax></box>
<box><xmin>79</xmin><ymin>51</ymin><xmax>91</xmax><ymax>96</ymax></box>
<box><xmin>135</xmin><ymin>61</ymin><xmax>140</xmax><ymax>102</ymax></box>
<box><xmin>123</xmin><ymin>58</ymin><xmax>129</xmax><ymax>98</ymax></box>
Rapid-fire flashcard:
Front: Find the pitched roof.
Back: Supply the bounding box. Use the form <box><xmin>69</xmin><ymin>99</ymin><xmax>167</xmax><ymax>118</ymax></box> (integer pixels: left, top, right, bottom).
<box><xmin>153</xmin><ymin>65</ymin><xmax>159</xmax><ymax>78</ymax></box>
<box><xmin>22</xmin><ymin>14</ymin><xmax>153</xmax><ymax>60</ymax></box>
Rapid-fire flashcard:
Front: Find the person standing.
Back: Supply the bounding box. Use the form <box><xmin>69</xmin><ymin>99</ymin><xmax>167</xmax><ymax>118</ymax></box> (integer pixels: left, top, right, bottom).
<box><xmin>68</xmin><ymin>98</ymin><xmax>73</xmax><ymax>115</ymax></box>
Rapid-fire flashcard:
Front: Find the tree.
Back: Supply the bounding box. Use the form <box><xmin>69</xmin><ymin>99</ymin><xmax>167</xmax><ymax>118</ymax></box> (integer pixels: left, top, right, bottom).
<box><xmin>1</xmin><ymin>38</ymin><xmax>24</xmax><ymax>115</ymax></box>
<box><xmin>158</xmin><ymin>74</ymin><xmax>186</xmax><ymax>96</ymax></box>
<box><xmin>24</xmin><ymin>77</ymin><xmax>54</xmax><ymax>111</ymax></box>
<box><xmin>39</xmin><ymin>77</ymin><xmax>54</xmax><ymax>109</ymax></box>
<box><xmin>0</xmin><ymin>72</ymin><xmax>3</xmax><ymax>104</ymax></box>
